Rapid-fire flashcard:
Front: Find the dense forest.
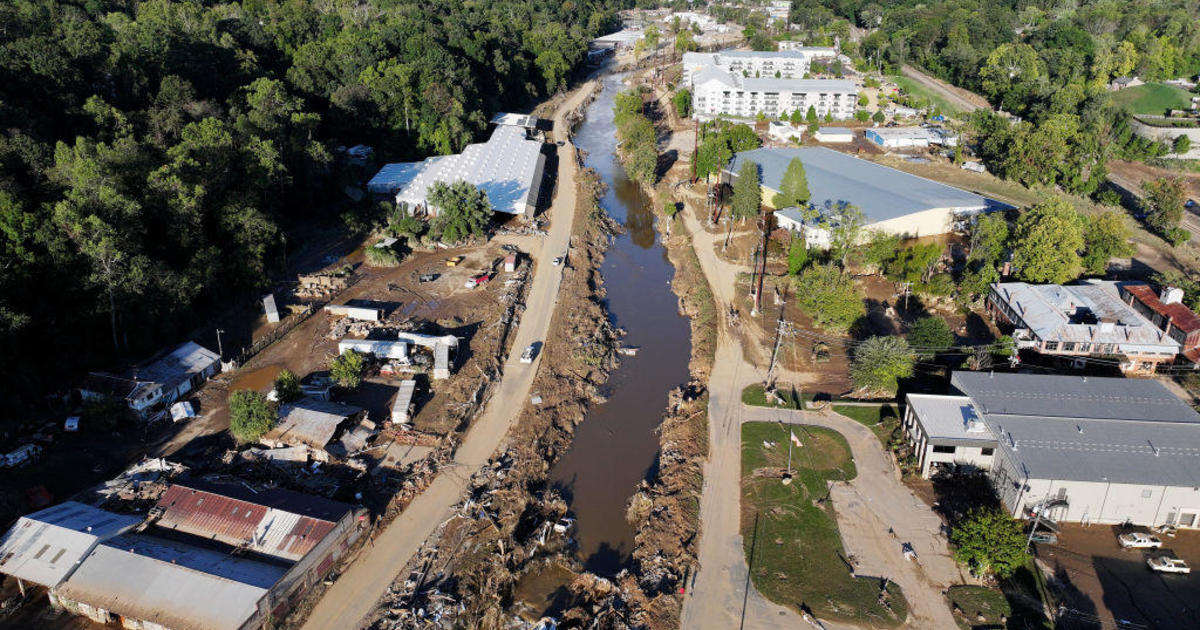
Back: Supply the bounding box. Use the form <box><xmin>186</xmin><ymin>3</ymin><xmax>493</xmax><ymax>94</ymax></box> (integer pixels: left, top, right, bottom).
<box><xmin>0</xmin><ymin>0</ymin><xmax>623</xmax><ymax>412</ymax></box>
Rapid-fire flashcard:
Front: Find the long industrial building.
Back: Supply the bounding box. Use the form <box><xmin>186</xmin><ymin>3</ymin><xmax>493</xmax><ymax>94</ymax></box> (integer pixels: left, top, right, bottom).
<box><xmin>367</xmin><ymin>113</ymin><xmax>546</xmax><ymax>219</ymax></box>
<box><xmin>723</xmin><ymin>147</ymin><xmax>1001</xmax><ymax>238</ymax></box>
<box><xmin>0</xmin><ymin>481</ymin><xmax>363</xmax><ymax>630</ymax></box>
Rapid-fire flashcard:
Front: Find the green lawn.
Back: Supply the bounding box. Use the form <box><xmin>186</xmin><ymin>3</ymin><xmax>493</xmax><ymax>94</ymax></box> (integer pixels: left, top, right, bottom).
<box><xmin>945</xmin><ymin>585</ymin><xmax>1011</xmax><ymax>630</ymax></box>
<box><xmin>741</xmin><ymin>422</ymin><xmax>907</xmax><ymax>626</ymax></box>
<box><xmin>888</xmin><ymin>75</ymin><xmax>963</xmax><ymax>116</ymax></box>
<box><xmin>741</xmin><ymin>383</ymin><xmax>804</xmax><ymax>409</ymax></box>
<box><xmin>1110</xmin><ymin>83</ymin><xmax>1194</xmax><ymax>115</ymax></box>
<box><xmin>832</xmin><ymin>403</ymin><xmax>899</xmax><ymax>446</ymax></box>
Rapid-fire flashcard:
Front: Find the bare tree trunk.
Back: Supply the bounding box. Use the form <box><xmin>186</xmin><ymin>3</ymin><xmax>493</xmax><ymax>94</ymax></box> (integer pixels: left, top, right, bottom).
<box><xmin>109</xmin><ymin>289</ymin><xmax>120</xmax><ymax>351</ymax></box>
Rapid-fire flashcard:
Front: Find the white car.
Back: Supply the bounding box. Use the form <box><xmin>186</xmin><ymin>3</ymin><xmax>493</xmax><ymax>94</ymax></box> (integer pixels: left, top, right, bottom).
<box><xmin>1119</xmin><ymin>532</ymin><xmax>1163</xmax><ymax>549</ymax></box>
<box><xmin>551</xmin><ymin>256</ymin><xmax>564</xmax><ymax>266</ymax></box>
<box><xmin>520</xmin><ymin>344</ymin><xmax>538</xmax><ymax>364</ymax></box>
<box><xmin>1147</xmin><ymin>554</ymin><xmax>1191</xmax><ymax>574</ymax></box>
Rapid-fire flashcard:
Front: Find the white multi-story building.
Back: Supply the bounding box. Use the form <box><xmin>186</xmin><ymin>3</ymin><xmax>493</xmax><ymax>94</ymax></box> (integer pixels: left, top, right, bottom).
<box><xmin>691</xmin><ymin>67</ymin><xmax>857</xmax><ymax>120</ymax></box>
<box><xmin>683</xmin><ymin>50</ymin><xmax>814</xmax><ymax>85</ymax></box>
<box><xmin>776</xmin><ymin>43</ymin><xmax>839</xmax><ymax>59</ymax></box>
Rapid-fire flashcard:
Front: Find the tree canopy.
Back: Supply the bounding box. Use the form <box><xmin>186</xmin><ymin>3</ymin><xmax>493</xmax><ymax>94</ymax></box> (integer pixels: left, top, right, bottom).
<box><xmin>731</xmin><ymin>159</ymin><xmax>762</xmax><ymax>221</ymax></box>
<box><xmin>850</xmin><ymin>336</ymin><xmax>914</xmax><ymax>396</ymax></box>
<box><xmin>1011</xmin><ymin>197</ymin><xmax>1084</xmax><ymax>284</ymax></box>
<box><xmin>229</xmin><ymin>390</ymin><xmax>275</xmax><ymax>444</ymax></box>
<box><xmin>772</xmin><ymin>158</ymin><xmax>811</xmax><ymax>209</ymax></box>
<box><xmin>951</xmin><ymin>507</ymin><xmax>1028</xmax><ymax>579</ymax></box>
<box><xmin>429</xmin><ymin>181</ymin><xmax>492</xmax><ymax>244</ymax></box>
<box><xmin>795</xmin><ymin>264</ymin><xmax>864</xmax><ymax>333</ymax></box>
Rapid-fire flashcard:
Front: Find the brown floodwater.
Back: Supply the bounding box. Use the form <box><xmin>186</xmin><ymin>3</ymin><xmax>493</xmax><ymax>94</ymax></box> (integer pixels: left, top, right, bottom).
<box><xmin>548</xmin><ymin>72</ymin><xmax>693</xmax><ymax>577</ymax></box>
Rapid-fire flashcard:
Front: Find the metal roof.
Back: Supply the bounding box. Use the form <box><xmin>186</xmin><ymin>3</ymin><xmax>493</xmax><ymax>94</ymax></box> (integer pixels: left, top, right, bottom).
<box><xmin>816</xmin><ymin>126</ymin><xmax>854</xmax><ymax>136</ymax></box>
<box><xmin>367</xmin><ymin>161</ymin><xmax>429</xmax><ymax>195</ymax></box>
<box><xmin>952</xmin><ymin>371</ymin><xmax>1200</xmax><ymax>486</ymax></box>
<box><xmin>395</xmin><ymin>125</ymin><xmax>545</xmax><ymax>215</ymax></box>
<box><xmin>990</xmin><ymin>280</ymin><xmax>1180</xmax><ymax>350</ymax></box>
<box><xmin>905</xmin><ymin>394</ymin><xmax>992</xmax><ymax>441</ymax></box>
<box><xmin>154</xmin><ymin>481</ymin><xmax>350</xmax><ymax>562</ymax></box>
<box><xmin>263</xmin><ymin>398</ymin><xmax>362</xmax><ymax>450</ymax></box>
<box><xmin>691</xmin><ymin>65</ymin><xmax>856</xmax><ymax>94</ymax></box>
<box><xmin>952</xmin><ymin>371</ymin><xmax>1199</xmax><ymax>423</ymax></box>
<box><xmin>727</xmin><ymin>147</ymin><xmax>998</xmax><ymax>223</ymax></box>
<box><xmin>0</xmin><ymin>502</ymin><xmax>140</xmax><ymax>587</ymax></box>
<box><xmin>57</xmin><ymin>534</ymin><xmax>285</xmax><ymax>630</ymax></box>
<box><xmin>489</xmin><ymin>112</ymin><xmax>539</xmax><ymax>129</ymax></box>
<box><xmin>136</xmin><ymin>341</ymin><xmax>219</xmax><ymax>393</ymax></box>
<box><xmin>1122</xmin><ymin>283</ymin><xmax>1200</xmax><ymax>333</ymax></box>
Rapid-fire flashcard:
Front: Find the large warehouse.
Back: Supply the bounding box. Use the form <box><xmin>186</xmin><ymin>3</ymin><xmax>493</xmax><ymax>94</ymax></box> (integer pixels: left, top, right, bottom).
<box><xmin>723</xmin><ymin>147</ymin><xmax>1002</xmax><ymax>238</ymax></box>
<box><xmin>367</xmin><ymin>114</ymin><xmax>546</xmax><ymax>219</ymax></box>
<box><xmin>948</xmin><ymin>371</ymin><xmax>1200</xmax><ymax>529</ymax></box>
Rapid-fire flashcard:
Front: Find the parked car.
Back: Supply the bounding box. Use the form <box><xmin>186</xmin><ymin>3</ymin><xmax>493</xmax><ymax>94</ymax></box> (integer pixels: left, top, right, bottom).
<box><xmin>1119</xmin><ymin>532</ymin><xmax>1163</xmax><ymax>549</ymax></box>
<box><xmin>520</xmin><ymin>344</ymin><xmax>538</xmax><ymax>364</ymax></box>
<box><xmin>552</xmin><ymin>256</ymin><xmax>564</xmax><ymax>266</ymax></box>
<box><xmin>418</xmin><ymin>273</ymin><xmax>438</xmax><ymax>283</ymax></box>
<box><xmin>1147</xmin><ymin>553</ymin><xmax>1191</xmax><ymax>574</ymax></box>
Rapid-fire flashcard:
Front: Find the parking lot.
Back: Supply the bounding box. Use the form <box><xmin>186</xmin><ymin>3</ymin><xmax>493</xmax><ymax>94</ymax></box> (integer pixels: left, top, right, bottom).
<box><xmin>1036</xmin><ymin>524</ymin><xmax>1200</xmax><ymax>629</ymax></box>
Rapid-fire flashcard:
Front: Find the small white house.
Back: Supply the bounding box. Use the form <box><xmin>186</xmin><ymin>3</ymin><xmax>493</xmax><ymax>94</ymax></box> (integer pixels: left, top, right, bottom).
<box><xmin>902</xmin><ymin>394</ymin><xmax>996</xmax><ymax>478</ymax></box>
<box><xmin>767</xmin><ymin>121</ymin><xmax>803</xmax><ymax>144</ymax></box>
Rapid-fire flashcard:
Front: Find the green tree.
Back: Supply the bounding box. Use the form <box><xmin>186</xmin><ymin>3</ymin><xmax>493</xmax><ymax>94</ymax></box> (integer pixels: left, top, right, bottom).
<box><xmin>1082</xmin><ymin>211</ymin><xmax>1133</xmax><ymax>275</ymax></box>
<box><xmin>857</xmin><ymin>94</ymin><xmax>869</xmax><ymax>107</ymax></box>
<box><xmin>787</xmin><ymin>239</ymin><xmax>810</xmax><ymax>275</ymax></box>
<box><xmin>871</xmin><ymin>110</ymin><xmax>885</xmax><ymax>124</ymax></box>
<box><xmin>967</xmin><ymin>213</ymin><xmax>1009</xmax><ymax>265</ymax></box>
<box><xmin>772</xmin><ymin>158</ymin><xmax>810</xmax><ymax>208</ymax></box>
<box><xmin>907</xmin><ymin>317</ymin><xmax>954</xmax><ymax>359</ymax></box>
<box><xmin>672</xmin><ymin>89</ymin><xmax>692</xmax><ymax>118</ymax></box>
<box><xmin>428</xmin><ymin>180</ymin><xmax>492</xmax><ymax>244</ymax></box>
<box><xmin>795</xmin><ymin>264</ymin><xmax>864</xmax><ymax>332</ymax></box>
<box><xmin>950</xmin><ymin>507</ymin><xmax>1028</xmax><ymax>579</ymax></box>
<box><xmin>855</xmin><ymin>110</ymin><xmax>870</xmax><ymax>122</ymax></box>
<box><xmin>979</xmin><ymin>43</ymin><xmax>1045</xmax><ymax>113</ymax></box>
<box><xmin>731</xmin><ymin>159</ymin><xmax>761</xmax><ymax>221</ymax></box>
<box><xmin>330</xmin><ymin>349</ymin><xmax>366</xmax><ymax>389</ymax></box>
<box><xmin>1144</xmin><ymin>176</ymin><xmax>1187</xmax><ymax>235</ymax></box>
<box><xmin>805</xmin><ymin>106</ymin><xmax>818</xmax><ymax>125</ymax></box>
<box><xmin>1174</xmin><ymin>135</ymin><xmax>1191</xmax><ymax>155</ymax></box>
<box><xmin>273</xmin><ymin>368</ymin><xmax>302</xmax><ymax>403</ymax></box>
<box><xmin>229</xmin><ymin>390</ymin><xmax>275</xmax><ymax>443</ymax></box>
<box><xmin>850</xmin><ymin>336</ymin><xmax>914</xmax><ymax>396</ymax></box>
<box><xmin>789</xmin><ymin>109</ymin><xmax>804</xmax><ymax>125</ymax></box>
<box><xmin>1011</xmin><ymin>198</ymin><xmax>1084</xmax><ymax>284</ymax></box>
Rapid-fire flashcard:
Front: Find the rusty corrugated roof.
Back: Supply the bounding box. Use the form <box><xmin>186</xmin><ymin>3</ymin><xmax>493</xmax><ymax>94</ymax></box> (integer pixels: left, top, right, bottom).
<box><xmin>1123</xmin><ymin>283</ymin><xmax>1200</xmax><ymax>333</ymax></box>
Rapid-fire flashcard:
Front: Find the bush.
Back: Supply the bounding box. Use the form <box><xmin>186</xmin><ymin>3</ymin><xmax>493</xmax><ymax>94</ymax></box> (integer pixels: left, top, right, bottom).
<box><xmin>273</xmin><ymin>369</ymin><xmax>301</xmax><ymax>403</ymax></box>
<box><xmin>229</xmin><ymin>390</ymin><xmax>275</xmax><ymax>443</ymax></box>
<box><xmin>330</xmin><ymin>349</ymin><xmax>366</xmax><ymax>389</ymax></box>
<box><xmin>1165</xmin><ymin>226</ymin><xmax>1192</xmax><ymax>246</ymax></box>
<box><xmin>794</xmin><ymin>264</ymin><xmax>865</xmax><ymax>332</ymax></box>
<box><xmin>850</xmin><ymin>336</ymin><xmax>914</xmax><ymax>396</ymax></box>
<box><xmin>907</xmin><ymin>316</ymin><xmax>954</xmax><ymax>358</ymax></box>
<box><xmin>365</xmin><ymin>243</ymin><xmax>403</xmax><ymax>267</ymax></box>
<box><xmin>951</xmin><ymin>507</ymin><xmax>1028</xmax><ymax>578</ymax></box>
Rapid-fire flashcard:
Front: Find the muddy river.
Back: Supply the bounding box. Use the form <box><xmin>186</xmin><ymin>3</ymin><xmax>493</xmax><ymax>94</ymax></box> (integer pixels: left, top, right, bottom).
<box><xmin>548</xmin><ymin>72</ymin><xmax>692</xmax><ymax>576</ymax></box>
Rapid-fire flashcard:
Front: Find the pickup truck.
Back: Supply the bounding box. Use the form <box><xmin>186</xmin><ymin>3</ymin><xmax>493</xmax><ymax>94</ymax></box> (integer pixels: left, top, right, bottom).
<box><xmin>520</xmin><ymin>344</ymin><xmax>538</xmax><ymax>363</ymax></box>
<box><xmin>464</xmin><ymin>273</ymin><xmax>491</xmax><ymax>289</ymax></box>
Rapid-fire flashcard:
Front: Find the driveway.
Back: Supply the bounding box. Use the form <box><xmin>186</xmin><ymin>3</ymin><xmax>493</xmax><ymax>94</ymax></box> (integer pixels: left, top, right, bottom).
<box><xmin>299</xmin><ymin>79</ymin><xmax>597</xmax><ymax>630</ymax></box>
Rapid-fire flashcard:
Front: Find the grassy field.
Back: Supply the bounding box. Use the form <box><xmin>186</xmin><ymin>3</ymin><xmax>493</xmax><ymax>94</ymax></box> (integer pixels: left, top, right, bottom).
<box><xmin>945</xmin><ymin>585</ymin><xmax>1011</xmax><ymax>630</ymax></box>
<box><xmin>1110</xmin><ymin>83</ymin><xmax>1194</xmax><ymax>115</ymax></box>
<box><xmin>831</xmin><ymin>403</ymin><xmax>898</xmax><ymax>446</ymax></box>
<box><xmin>888</xmin><ymin>74</ymin><xmax>963</xmax><ymax>116</ymax></box>
<box><xmin>741</xmin><ymin>422</ymin><xmax>908</xmax><ymax>626</ymax></box>
<box><xmin>741</xmin><ymin>383</ymin><xmax>804</xmax><ymax>409</ymax></box>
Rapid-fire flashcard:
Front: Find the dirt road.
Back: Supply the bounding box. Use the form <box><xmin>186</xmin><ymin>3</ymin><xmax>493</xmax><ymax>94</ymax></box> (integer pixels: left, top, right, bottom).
<box><xmin>901</xmin><ymin>65</ymin><xmax>990</xmax><ymax>112</ymax></box>
<box><xmin>676</xmin><ymin>201</ymin><xmax>961</xmax><ymax>629</ymax></box>
<box><xmin>299</xmin><ymin>80</ymin><xmax>596</xmax><ymax>630</ymax></box>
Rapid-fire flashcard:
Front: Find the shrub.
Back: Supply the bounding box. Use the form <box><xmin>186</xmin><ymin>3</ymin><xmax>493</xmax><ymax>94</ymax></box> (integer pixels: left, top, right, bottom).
<box><xmin>229</xmin><ymin>390</ymin><xmax>275</xmax><ymax>443</ymax></box>
<box><xmin>850</xmin><ymin>336</ymin><xmax>914</xmax><ymax>396</ymax></box>
<box><xmin>273</xmin><ymin>369</ymin><xmax>301</xmax><ymax>403</ymax></box>
<box><xmin>330</xmin><ymin>349</ymin><xmax>366</xmax><ymax>389</ymax></box>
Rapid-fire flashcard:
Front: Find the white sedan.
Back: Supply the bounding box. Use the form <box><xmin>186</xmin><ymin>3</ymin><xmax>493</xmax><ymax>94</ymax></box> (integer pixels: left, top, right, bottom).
<box><xmin>1119</xmin><ymin>532</ymin><xmax>1163</xmax><ymax>549</ymax></box>
<box><xmin>520</xmin><ymin>344</ymin><xmax>538</xmax><ymax>364</ymax></box>
<box><xmin>1147</xmin><ymin>554</ymin><xmax>1191</xmax><ymax>574</ymax></box>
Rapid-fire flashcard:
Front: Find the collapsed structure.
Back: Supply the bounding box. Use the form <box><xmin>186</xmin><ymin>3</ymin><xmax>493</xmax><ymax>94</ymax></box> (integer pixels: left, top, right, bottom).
<box><xmin>903</xmin><ymin>372</ymin><xmax>1200</xmax><ymax>529</ymax></box>
<box><xmin>0</xmin><ymin>479</ymin><xmax>362</xmax><ymax>630</ymax></box>
<box><xmin>80</xmin><ymin>341</ymin><xmax>221</xmax><ymax>420</ymax></box>
<box><xmin>367</xmin><ymin>114</ymin><xmax>546</xmax><ymax>219</ymax></box>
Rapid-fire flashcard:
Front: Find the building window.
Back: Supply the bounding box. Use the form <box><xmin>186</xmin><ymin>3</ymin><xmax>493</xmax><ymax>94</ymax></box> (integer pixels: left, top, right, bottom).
<box><xmin>981</xmin><ymin>448</ymin><xmax>994</xmax><ymax>456</ymax></box>
<box><xmin>932</xmin><ymin>445</ymin><xmax>956</xmax><ymax>454</ymax></box>
<box><xmin>1062</xmin><ymin>342</ymin><xmax>1076</xmax><ymax>352</ymax></box>
<box><xmin>1044</xmin><ymin>341</ymin><xmax>1059</xmax><ymax>351</ymax></box>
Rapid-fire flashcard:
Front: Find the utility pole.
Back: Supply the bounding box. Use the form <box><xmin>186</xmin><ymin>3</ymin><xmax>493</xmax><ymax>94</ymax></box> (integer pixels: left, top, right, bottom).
<box><xmin>691</xmin><ymin>117</ymin><xmax>699</xmax><ymax>182</ymax></box>
<box><xmin>216</xmin><ymin>328</ymin><xmax>225</xmax><ymax>359</ymax></box>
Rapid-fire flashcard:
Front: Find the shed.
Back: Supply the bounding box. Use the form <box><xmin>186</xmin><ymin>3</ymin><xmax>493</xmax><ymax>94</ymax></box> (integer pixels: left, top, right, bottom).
<box><xmin>813</xmin><ymin>127</ymin><xmax>854</xmax><ymax>143</ymax></box>
<box><xmin>324</xmin><ymin>304</ymin><xmax>384</xmax><ymax>321</ymax></box>
<box><xmin>339</xmin><ymin>338</ymin><xmax>408</xmax><ymax>361</ymax></box>
<box><xmin>263</xmin><ymin>293</ymin><xmax>280</xmax><ymax>323</ymax></box>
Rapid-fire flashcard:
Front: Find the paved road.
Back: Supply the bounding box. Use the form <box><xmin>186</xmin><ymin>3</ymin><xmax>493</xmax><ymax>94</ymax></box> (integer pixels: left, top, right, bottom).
<box><xmin>676</xmin><ymin>203</ymin><xmax>962</xmax><ymax>629</ymax></box>
<box><xmin>300</xmin><ymin>80</ymin><xmax>596</xmax><ymax>630</ymax></box>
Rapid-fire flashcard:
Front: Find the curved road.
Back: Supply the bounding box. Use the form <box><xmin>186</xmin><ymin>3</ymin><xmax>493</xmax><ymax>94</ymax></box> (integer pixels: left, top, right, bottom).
<box><xmin>676</xmin><ymin>205</ymin><xmax>962</xmax><ymax>629</ymax></box>
<box><xmin>300</xmin><ymin>80</ymin><xmax>596</xmax><ymax>630</ymax></box>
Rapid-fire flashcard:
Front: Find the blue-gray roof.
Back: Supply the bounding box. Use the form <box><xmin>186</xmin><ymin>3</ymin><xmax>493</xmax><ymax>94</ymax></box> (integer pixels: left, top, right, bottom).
<box><xmin>367</xmin><ymin>162</ymin><xmax>429</xmax><ymax>195</ymax></box>
<box><xmin>726</xmin><ymin>147</ymin><xmax>1002</xmax><ymax>223</ymax></box>
<box><xmin>952</xmin><ymin>372</ymin><xmax>1197</xmax><ymax>424</ymax></box>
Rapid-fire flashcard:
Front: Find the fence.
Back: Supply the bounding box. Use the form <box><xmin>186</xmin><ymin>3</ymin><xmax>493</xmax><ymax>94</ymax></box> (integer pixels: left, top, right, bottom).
<box><xmin>232</xmin><ymin>274</ymin><xmax>362</xmax><ymax>367</ymax></box>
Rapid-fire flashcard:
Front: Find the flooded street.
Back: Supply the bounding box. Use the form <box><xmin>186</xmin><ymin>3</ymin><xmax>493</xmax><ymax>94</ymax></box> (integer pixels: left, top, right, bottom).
<box><xmin>548</xmin><ymin>72</ymin><xmax>692</xmax><ymax>576</ymax></box>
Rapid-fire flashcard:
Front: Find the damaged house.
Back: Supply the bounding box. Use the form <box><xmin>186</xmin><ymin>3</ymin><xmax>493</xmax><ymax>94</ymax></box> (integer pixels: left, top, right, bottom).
<box><xmin>80</xmin><ymin>341</ymin><xmax>221</xmax><ymax>419</ymax></box>
<box><xmin>260</xmin><ymin>398</ymin><xmax>369</xmax><ymax>460</ymax></box>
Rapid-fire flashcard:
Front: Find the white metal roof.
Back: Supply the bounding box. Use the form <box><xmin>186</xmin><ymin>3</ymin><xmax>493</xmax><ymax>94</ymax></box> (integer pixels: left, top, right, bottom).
<box><xmin>395</xmin><ymin>125</ymin><xmax>545</xmax><ymax>215</ymax></box>
<box><xmin>0</xmin><ymin>502</ymin><xmax>140</xmax><ymax>587</ymax></box>
<box><xmin>906</xmin><ymin>394</ymin><xmax>991</xmax><ymax>441</ymax></box>
<box><xmin>137</xmin><ymin>341</ymin><xmax>219</xmax><ymax>393</ymax></box>
<box><xmin>692</xmin><ymin>65</ymin><xmax>856</xmax><ymax>94</ymax></box>
<box><xmin>367</xmin><ymin>162</ymin><xmax>428</xmax><ymax>195</ymax></box>
<box><xmin>991</xmin><ymin>280</ymin><xmax>1180</xmax><ymax>350</ymax></box>
<box><xmin>57</xmin><ymin>534</ymin><xmax>285</xmax><ymax>630</ymax></box>
<box><xmin>489</xmin><ymin>112</ymin><xmax>539</xmax><ymax>129</ymax></box>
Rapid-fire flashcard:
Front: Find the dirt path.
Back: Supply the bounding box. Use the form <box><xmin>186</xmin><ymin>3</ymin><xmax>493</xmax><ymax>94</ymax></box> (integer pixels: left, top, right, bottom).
<box><xmin>901</xmin><ymin>65</ymin><xmax>990</xmax><ymax>112</ymax></box>
<box><xmin>299</xmin><ymin>79</ymin><xmax>596</xmax><ymax>630</ymax></box>
<box><xmin>676</xmin><ymin>200</ymin><xmax>961</xmax><ymax>629</ymax></box>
